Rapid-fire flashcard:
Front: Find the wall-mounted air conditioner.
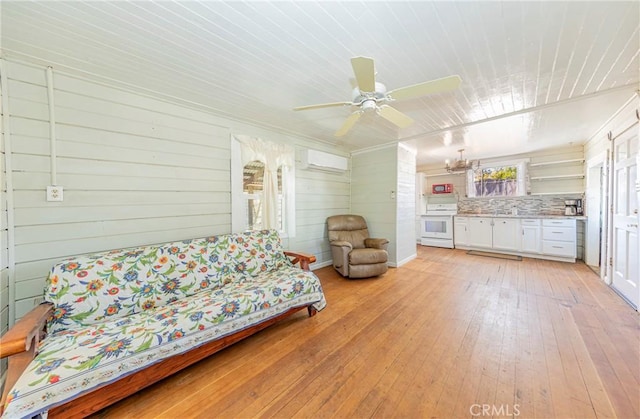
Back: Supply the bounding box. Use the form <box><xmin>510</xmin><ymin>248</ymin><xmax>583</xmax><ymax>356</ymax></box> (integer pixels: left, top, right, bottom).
<box><xmin>301</xmin><ymin>149</ymin><xmax>348</xmax><ymax>172</ymax></box>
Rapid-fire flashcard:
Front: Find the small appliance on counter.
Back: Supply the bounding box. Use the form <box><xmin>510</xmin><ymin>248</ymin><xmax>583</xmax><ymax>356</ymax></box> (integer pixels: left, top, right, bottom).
<box><xmin>564</xmin><ymin>199</ymin><xmax>578</xmax><ymax>216</ymax></box>
<box><xmin>576</xmin><ymin>198</ymin><xmax>583</xmax><ymax>215</ymax></box>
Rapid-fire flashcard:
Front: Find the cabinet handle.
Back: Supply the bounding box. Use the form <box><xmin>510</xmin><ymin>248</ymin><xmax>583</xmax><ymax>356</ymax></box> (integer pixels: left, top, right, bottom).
<box><xmin>552</xmin><ymin>246</ymin><xmax>563</xmax><ymax>249</ymax></box>
<box><xmin>552</xmin><ymin>231</ymin><xmax>562</xmax><ymax>234</ymax></box>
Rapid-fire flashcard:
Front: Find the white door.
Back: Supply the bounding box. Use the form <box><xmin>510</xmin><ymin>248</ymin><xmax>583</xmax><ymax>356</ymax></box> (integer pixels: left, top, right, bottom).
<box><xmin>611</xmin><ymin>128</ymin><xmax>639</xmax><ymax>308</ymax></box>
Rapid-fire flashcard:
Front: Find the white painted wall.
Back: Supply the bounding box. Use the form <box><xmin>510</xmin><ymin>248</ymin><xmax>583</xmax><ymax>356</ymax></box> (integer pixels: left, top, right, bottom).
<box><xmin>352</xmin><ymin>144</ymin><xmax>416</xmax><ymax>267</ymax></box>
<box><xmin>396</xmin><ymin>146</ymin><xmax>417</xmax><ymax>266</ymax></box>
<box><xmin>0</xmin><ymin>64</ymin><xmax>9</xmax><ymax>377</ymax></box>
<box><xmin>1</xmin><ymin>58</ymin><xmax>350</xmax><ymax>324</ymax></box>
<box><xmin>585</xmin><ymin>95</ymin><xmax>638</xmax><ymax>164</ymax></box>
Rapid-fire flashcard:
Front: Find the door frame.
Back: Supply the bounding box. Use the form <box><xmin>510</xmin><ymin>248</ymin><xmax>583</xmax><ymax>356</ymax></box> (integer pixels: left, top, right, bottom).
<box><xmin>586</xmin><ymin>152</ymin><xmax>608</xmax><ymax>279</ymax></box>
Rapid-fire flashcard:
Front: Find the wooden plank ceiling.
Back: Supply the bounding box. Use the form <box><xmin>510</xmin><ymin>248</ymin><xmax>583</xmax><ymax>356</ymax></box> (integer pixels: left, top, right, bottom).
<box><xmin>1</xmin><ymin>1</ymin><xmax>638</xmax><ymax>165</ymax></box>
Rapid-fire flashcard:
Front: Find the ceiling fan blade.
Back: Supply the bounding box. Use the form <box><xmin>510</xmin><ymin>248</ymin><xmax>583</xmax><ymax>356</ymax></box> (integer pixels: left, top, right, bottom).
<box><xmin>377</xmin><ymin>105</ymin><xmax>414</xmax><ymax>128</ymax></box>
<box><xmin>335</xmin><ymin>111</ymin><xmax>362</xmax><ymax>137</ymax></box>
<box><xmin>293</xmin><ymin>101</ymin><xmax>352</xmax><ymax>111</ymax></box>
<box><xmin>388</xmin><ymin>75</ymin><xmax>462</xmax><ymax>101</ymax></box>
<box><xmin>351</xmin><ymin>56</ymin><xmax>376</xmax><ymax>92</ymax></box>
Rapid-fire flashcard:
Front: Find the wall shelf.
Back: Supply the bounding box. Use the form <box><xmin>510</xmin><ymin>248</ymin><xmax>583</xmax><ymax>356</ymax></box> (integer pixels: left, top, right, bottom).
<box><xmin>530</xmin><ymin>174</ymin><xmax>584</xmax><ymax>181</ymax></box>
<box><xmin>529</xmin><ymin>158</ymin><xmax>584</xmax><ymax>167</ymax></box>
<box><xmin>530</xmin><ymin>191</ymin><xmax>584</xmax><ymax>196</ymax></box>
<box><xmin>424</xmin><ymin>172</ymin><xmax>466</xmax><ymax>177</ymax></box>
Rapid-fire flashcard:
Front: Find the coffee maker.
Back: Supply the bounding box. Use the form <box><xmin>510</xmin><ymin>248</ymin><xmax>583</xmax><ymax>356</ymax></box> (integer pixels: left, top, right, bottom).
<box><xmin>564</xmin><ymin>199</ymin><xmax>578</xmax><ymax>216</ymax></box>
<box><xmin>576</xmin><ymin>199</ymin><xmax>583</xmax><ymax>215</ymax></box>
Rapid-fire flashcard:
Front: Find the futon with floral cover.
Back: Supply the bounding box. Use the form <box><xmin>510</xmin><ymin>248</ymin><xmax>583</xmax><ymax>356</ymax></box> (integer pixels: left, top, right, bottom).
<box><xmin>0</xmin><ymin>229</ymin><xmax>326</xmax><ymax>418</ymax></box>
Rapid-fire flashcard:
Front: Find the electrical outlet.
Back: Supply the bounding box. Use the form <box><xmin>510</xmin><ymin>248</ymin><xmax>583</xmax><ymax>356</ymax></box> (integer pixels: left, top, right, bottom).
<box><xmin>46</xmin><ymin>185</ymin><xmax>64</xmax><ymax>202</ymax></box>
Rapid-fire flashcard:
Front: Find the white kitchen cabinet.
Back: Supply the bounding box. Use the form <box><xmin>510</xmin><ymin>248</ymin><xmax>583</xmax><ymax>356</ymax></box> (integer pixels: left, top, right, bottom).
<box><xmin>521</xmin><ymin>219</ymin><xmax>542</xmax><ymax>254</ymax></box>
<box><xmin>492</xmin><ymin>218</ymin><xmax>520</xmax><ymax>251</ymax></box>
<box><xmin>460</xmin><ymin>216</ymin><xmax>578</xmax><ymax>262</ymax></box>
<box><xmin>454</xmin><ymin>216</ymin><xmax>469</xmax><ymax>247</ymax></box>
<box><xmin>542</xmin><ymin>219</ymin><xmax>576</xmax><ymax>258</ymax></box>
<box><xmin>467</xmin><ymin>217</ymin><xmax>519</xmax><ymax>251</ymax></box>
<box><xmin>468</xmin><ymin>217</ymin><xmax>493</xmax><ymax>248</ymax></box>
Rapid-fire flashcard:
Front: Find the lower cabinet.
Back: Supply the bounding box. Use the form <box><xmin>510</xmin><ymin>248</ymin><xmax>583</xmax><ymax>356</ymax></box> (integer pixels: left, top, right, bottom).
<box><xmin>454</xmin><ymin>217</ymin><xmax>469</xmax><ymax>246</ymax></box>
<box><xmin>454</xmin><ymin>216</ymin><xmax>577</xmax><ymax>262</ymax></box>
<box><xmin>465</xmin><ymin>217</ymin><xmax>519</xmax><ymax>251</ymax></box>
<box><xmin>468</xmin><ymin>217</ymin><xmax>493</xmax><ymax>248</ymax></box>
<box><xmin>542</xmin><ymin>219</ymin><xmax>577</xmax><ymax>258</ymax></box>
<box><xmin>521</xmin><ymin>219</ymin><xmax>542</xmax><ymax>253</ymax></box>
<box><xmin>492</xmin><ymin>218</ymin><xmax>519</xmax><ymax>251</ymax></box>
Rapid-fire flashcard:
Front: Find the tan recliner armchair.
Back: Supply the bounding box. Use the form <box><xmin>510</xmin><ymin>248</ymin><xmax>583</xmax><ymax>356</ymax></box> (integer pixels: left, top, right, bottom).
<box><xmin>326</xmin><ymin>214</ymin><xmax>389</xmax><ymax>278</ymax></box>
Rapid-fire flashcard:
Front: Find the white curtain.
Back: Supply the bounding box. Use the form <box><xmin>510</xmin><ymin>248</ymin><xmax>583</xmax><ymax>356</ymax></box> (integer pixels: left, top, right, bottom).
<box><xmin>233</xmin><ymin>135</ymin><xmax>294</xmax><ymax>230</ymax></box>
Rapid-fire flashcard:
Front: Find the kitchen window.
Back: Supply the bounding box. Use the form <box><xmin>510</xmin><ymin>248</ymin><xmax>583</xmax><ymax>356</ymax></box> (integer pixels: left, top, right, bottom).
<box><xmin>466</xmin><ymin>159</ymin><xmax>528</xmax><ymax>197</ymax></box>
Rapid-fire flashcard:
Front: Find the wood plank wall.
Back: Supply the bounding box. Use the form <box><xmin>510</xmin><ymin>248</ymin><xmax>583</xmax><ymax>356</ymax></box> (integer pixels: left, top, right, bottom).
<box><xmin>352</xmin><ymin>146</ymin><xmax>398</xmax><ymax>264</ymax></box>
<box><xmin>0</xmin><ymin>64</ymin><xmax>9</xmax><ymax>377</ymax></box>
<box><xmin>1</xmin><ymin>59</ymin><xmax>350</xmax><ymax>325</ymax></box>
<box><xmin>351</xmin><ymin>144</ymin><xmax>418</xmax><ymax>267</ymax></box>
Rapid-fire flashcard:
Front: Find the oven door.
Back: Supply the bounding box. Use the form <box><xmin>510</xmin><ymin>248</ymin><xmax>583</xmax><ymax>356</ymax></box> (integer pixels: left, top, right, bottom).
<box><xmin>421</xmin><ymin>215</ymin><xmax>453</xmax><ymax>239</ymax></box>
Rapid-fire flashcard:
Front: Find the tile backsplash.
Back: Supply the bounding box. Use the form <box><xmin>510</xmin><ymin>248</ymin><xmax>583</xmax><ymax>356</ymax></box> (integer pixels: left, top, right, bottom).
<box><xmin>457</xmin><ymin>194</ymin><xmax>584</xmax><ymax>216</ymax></box>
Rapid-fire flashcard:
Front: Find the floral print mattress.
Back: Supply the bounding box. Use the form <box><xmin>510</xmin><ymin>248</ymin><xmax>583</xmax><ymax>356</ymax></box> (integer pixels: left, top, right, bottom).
<box><xmin>2</xmin><ymin>230</ymin><xmax>326</xmax><ymax>418</ymax></box>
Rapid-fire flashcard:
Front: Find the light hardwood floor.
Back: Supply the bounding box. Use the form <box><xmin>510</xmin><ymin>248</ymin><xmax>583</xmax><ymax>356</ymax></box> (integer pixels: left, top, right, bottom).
<box><xmin>93</xmin><ymin>247</ymin><xmax>639</xmax><ymax>418</ymax></box>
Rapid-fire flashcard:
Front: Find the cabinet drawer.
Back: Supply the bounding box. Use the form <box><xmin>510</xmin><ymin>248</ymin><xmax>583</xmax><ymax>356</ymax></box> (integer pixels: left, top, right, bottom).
<box><xmin>521</xmin><ymin>219</ymin><xmax>541</xmax><ymax>226</ymax></box>
<box><xmin>542</xmin><ymin>240</ymin><xmax>576</xmax><ymax>258</ymax></box>
<box><xmin>542</xmin><ymin>219</ymin><xmax>575</xmax><ymax>228</ymax></box>
<box><xmin>542</xmin><ymin>227</ymin><xmax>575</xmax><ymax>242</ymax></box>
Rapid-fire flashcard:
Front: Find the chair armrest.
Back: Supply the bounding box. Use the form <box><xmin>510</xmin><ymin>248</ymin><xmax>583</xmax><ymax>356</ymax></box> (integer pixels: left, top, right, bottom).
<box><xmin>0</xmin><ymin>302</ymin><xmax>53</xmax><ymax>358</ymax></box>
<box><xmin>365</xmin><ymin>238</ymin><xmax>389</xmax><ymax>250</ymax></box>
<box><xmin>330</xmin><ymin>240</ymin><xmax>353</xmax><ymax>251</ymax></box>
<box><xmin>284</xmin><ymin>251</ymin><xmax>317</xmax><ymax>271</ymax></box>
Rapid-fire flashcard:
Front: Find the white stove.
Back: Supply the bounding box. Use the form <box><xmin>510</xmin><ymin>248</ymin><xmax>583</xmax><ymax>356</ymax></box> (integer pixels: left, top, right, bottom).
<box><xmin>420</xmin><ymin>203</ymin><xmax>458</xmax><ymax>248</ymax></box>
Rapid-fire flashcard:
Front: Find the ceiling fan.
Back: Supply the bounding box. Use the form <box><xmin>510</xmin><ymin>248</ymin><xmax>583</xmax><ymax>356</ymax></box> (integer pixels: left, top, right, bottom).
<box><xmin>293</xmin><ymin>56</ymin><xmax>462</xmax><ymax>137</ymax></box>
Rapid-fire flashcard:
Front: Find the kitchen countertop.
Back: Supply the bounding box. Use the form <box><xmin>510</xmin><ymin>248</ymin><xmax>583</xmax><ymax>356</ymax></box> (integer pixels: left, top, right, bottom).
<box><xmin>455</xmin><ymin>213</ymin><xmax>587</xmax><ymax>220</ymax></box>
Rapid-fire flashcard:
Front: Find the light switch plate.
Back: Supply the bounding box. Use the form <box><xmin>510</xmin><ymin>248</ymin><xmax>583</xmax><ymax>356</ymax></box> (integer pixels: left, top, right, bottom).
<box><xmin>46</xmin><ymin>185</ymin><xmax>64</xmax><ymax>202</ymax></box>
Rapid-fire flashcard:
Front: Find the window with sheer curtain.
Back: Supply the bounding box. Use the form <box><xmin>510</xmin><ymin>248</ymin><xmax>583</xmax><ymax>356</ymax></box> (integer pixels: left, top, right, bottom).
<box><xmin>231</xmin><ymin>136</ymin><xmax>295</xmax><ymax>236</ymax></box>
<box><xmin>243</xmin><ymin>161</ymin><xmax>284</xmax><ymax>231</ymax></box>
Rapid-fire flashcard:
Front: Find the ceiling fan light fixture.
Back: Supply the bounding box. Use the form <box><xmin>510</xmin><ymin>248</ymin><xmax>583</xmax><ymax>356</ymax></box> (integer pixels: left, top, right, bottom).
<box><xmin>445</xmin><ymin>149</ymin><xmax>478</xmax><ymax>173</ymax></box>
<box><xmin>361</xmin><ymin>99</ymin><xmax>377</xmax><ymax>111</ymax></box>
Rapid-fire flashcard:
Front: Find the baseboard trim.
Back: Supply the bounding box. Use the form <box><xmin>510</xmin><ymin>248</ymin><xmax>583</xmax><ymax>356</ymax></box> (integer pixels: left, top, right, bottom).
<box><xmin>389</xmin><ymin>253</ymin><xmax>417</xmax><ymax>268</ymax></box>
<box><xmin>310</xmin><ymin>260</ymin><xmax>333</xmax><ymax>271</ymax></box>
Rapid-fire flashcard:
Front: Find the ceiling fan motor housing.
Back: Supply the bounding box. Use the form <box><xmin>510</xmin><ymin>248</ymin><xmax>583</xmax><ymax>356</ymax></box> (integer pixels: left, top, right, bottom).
<box><xmin>352</xmin><ymin>82</ymin><xmax>387</xmax><ymax>105</ymax></box>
